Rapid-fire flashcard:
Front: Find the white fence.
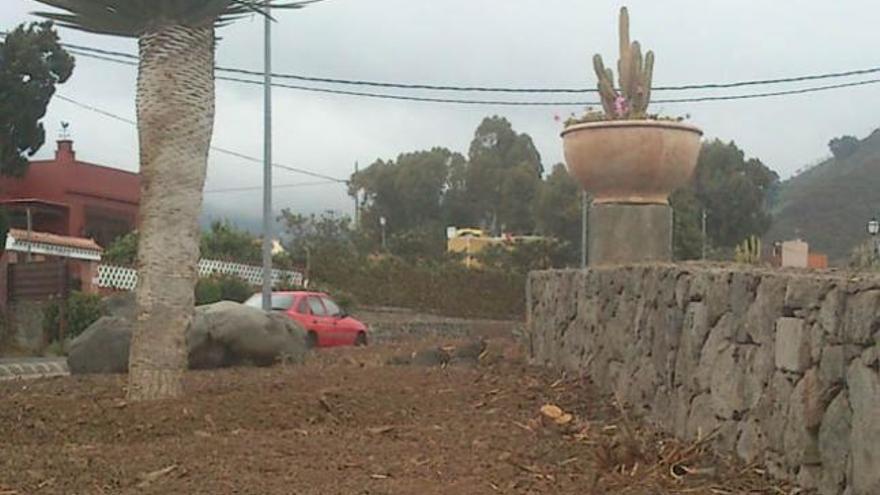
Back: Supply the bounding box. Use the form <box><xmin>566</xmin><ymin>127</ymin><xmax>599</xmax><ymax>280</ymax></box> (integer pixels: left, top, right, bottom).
<box><xmin>94</xmin><ymin>259</ymin><xmax>304</xmax><ymax>291</ymax></box>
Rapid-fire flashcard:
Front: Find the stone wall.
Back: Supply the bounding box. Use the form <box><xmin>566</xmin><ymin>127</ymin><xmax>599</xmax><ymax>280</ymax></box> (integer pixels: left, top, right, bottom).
<box><xmin>357</xmin><ymin>307</ymin><xmax>520</xmax><ymax>343</ymax></box>
<box><xmin>526</xmin><ymin>264</ymin><xmax>880</xmax><ymax>495</ymax></box>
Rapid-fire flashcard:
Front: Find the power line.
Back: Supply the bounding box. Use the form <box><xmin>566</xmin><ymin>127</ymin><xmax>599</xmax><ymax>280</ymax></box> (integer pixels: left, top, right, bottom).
<box><xmin>53</xmin><ymin>93</ymin><xmax>347</xmax><ymax>183</ymax></box>
<box><xmin>204</xmin><ymin>180</ymin><xmax>339</xmax><ymax>194</ymax></box>
<box><xmin>63</xmin><ymin>46</ymin><xmax>880</xmax><ymax>106</ymax></box>
<box><xmin>59</xmin><ymin>39</ymin><xmax>880</xmax><ymax>94</ymax></box>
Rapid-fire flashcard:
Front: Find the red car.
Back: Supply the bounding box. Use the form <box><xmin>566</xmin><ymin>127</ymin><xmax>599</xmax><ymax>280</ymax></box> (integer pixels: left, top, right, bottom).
<box><xmin>245</xmin><ymin>291</ymin><xmax>368</xmax><ymax>348</ymax></box>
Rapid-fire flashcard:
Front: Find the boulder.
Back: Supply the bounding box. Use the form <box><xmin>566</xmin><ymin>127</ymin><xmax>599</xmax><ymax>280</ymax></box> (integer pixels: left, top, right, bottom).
<box><xmin>100</xmin><ymin>292</ymin><xmax>137</xmax><ymax>320</ymax></box>
<box><xmin>67</xmin><ymin>316</ymin><xmax>133</xmax><ymax>374</ymax></box>
<box><xmin>188</xmin><ymin>301</ymin><xmax>308</xmax><ymax>369</ymax></box>
<box><xmin>67</xmin><ymin>301</ymin><xmax>308</xmax><ymax>374</ymax></box>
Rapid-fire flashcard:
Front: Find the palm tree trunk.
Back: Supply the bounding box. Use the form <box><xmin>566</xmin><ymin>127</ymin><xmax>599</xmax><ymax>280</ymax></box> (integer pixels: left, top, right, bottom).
<box><xmin>127</xmin><ymin>25</ymin><xmax>215</xmax><ymax>401</ymax></box>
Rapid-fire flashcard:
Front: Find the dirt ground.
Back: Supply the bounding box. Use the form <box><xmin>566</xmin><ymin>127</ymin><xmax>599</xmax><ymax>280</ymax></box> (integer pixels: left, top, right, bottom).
<box><xmin>0</xmin><ymin>335</ymin><xmax>796</xmax><ymax>495</ymax></box>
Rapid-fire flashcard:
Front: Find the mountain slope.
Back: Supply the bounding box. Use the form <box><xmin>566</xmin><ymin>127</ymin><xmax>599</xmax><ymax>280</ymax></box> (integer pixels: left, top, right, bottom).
<box><xmin>766</xmin><ymin>129</ymin><xmax>880</xmax><ymax>263</ymax></box>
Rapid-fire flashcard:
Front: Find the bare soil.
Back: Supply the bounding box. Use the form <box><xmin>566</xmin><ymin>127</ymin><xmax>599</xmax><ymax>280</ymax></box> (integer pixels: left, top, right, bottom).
<box><xmin>1</xmin><ymin>336</ymin><xmax>793</xmax><ymax>494</ymax></box>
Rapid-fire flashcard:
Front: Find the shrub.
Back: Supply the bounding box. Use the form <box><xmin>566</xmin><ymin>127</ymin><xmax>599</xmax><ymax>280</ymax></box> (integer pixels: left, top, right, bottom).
<box><xmin>195</xmin><ymin>273</ymin><xmax>253</xmax><ymax>305</ymax></box>
<box><xmin>102</xmin><ymin>231</ymin><xmax>139</xmax><ymax>266</ymax></box>
<box><xmin>317</xmin><ymin>256</ymin><xmax>524</xmax><ymax>320</ymax></box>
<box><xmin>43</xmin><ymin>291</ymin><xmax>103</xmax><ymax>342</ymax></box>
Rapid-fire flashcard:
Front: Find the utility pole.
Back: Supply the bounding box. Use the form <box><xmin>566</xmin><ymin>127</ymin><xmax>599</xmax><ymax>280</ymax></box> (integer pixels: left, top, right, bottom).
<box><xmin>261</xmin><ymin>0</ymin><xmax>273</xmax><ymax>311</ymax></box>
<box><xmin>580</xmin><ymin>190</ymin><xmax>588</xmax><ymax>268</ymax></box>
<box><xmin>701</xmin><ymin>209</ymin><xmax>708</xmax><ymax>260</ymax></box>
<box><xmin>353</xmin><ymin>161</ymin><xmax>360</xmax><ymax>230</ymax></box>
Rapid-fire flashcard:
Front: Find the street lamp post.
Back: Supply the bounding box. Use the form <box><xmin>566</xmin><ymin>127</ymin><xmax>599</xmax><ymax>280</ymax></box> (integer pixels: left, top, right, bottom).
<box><xmin>868</xmin><ymin>217</ymin><xmax>880</xmax><ymax>258</ymax></box>
<box><xmin>379</xmin><ymin>216</ymin><xmax>387</xmax><ymax>250</ymax></box>
<box><xmin>261</xmin><ymin>0</ymin><xmax>274</xmax><ymax>311</ymax></box>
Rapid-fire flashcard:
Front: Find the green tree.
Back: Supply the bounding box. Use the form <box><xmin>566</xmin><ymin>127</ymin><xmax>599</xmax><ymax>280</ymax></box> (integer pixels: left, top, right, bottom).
<box><xmin>534</xmin><ymin>163</ymin><xmax>581</xmax><ymax>263</ymax></box>
<box><xmin>670</xmin><ymin>189</ymin><xmax>703</xmax><ymax>260</ymax></box>
<box><xmin>828</xmin><ymin>135</ymin><xmax>859</xmax><ymax>160</ymax></box>
<box><xmin>277</xmin><ymin>210</ymin><xmax>358</xmax><ymax>282</ymax></box>
<box><xmin>692</xmin><ymin>140</ymin><xmax>778</xmax><ymax>248</ymax></box>
<box><xmin>104</xmin><ymin>223</ymin><xmax>265</xmax><ymax>266</ymax></box>
<box><xmin>0</xmin><ymin>21</ymin><xmax>74</xmax><ymax>177</ymax></box>
<box><xmin>33</xmin><ymin>0</ymin><xmax>318</xmax><ymax>401</ymax></box>
<box><xmin>200</xmin><ymin>220</ymin><xmax>261</xmax><ymax>264</ymax></box>
<box><xmin>465</xmin><ymin>116</ymin><xmax>543</xmax><ymax>233</ymax></box>
<box><xmin>351</xmin><ymin>147</ymin><xmax>464</xmax><ymax>254</ymax></box>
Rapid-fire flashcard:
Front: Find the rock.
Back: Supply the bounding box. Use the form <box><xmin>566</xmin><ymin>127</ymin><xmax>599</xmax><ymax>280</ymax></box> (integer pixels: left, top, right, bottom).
<box><xmin>736</xmin><ymin>418</ymin><xmax>766</xmax><ymax>464</ymax></box>
<box><xmin>785</xmin><ymin>278</ymin><xmax>832</xmax><ymax>314</ymax></box>
<box><xmin>846</xmin><ymin>359</ymin><xmax>880</xmax><ymax>495</ymax></box>
<box><xmin>860</xmin><ymin>345</ymin><xmax>880</xmax><ymax>369</ymax></box>
<box><xmin>100</xmin><ymin>292</ymin><xmax>137</xmax><ymax>320</ymax></box>
<box><xmin>819</xmin><ymin>287</ymin><xmax>846</xmax><ymax>341</ymax></box>
<box><xmin>798</xmin><ymin>465</ymin><xmax>822</xmax><ymax>491</ymax></box>
<box><xmin>686</xmin><ymin>393</ymin><xmax>718</xmax><ymax>441</ymax></box>
<box><xmin>449</xmin><ymin>338</ymin><xmax>487</xmax><ymax>365</ymax></box>
<box><xmin>695</xmin><ymin>313</ymin><xmax>734</xmax><ymax>391</ymax></box>
<box><xmin>411</xmin><ymin>348</ymin><xmax>451</xmax><ymax>366</ymax></box>
<box><xmin>755</xmin><ymin>371</ymin><xmax>795</xmax><ymax>450</ymax></box>
<box><xmin>818</xmin><ymin>391</ymin><xmax>851</xmax><ymax>495</ymax></box>
<box><xmin>741</xmin><ymin>276</ymin><xmax>787</xmax><ymax>345</ymax></box>
<box><xmin>801</xmin><ymin>369</ymin><xmax>826</xmax><ymax>433</ymax></box>
<box><xmin>820</xmin><ymin>346</ymin><xmax>848</xmax><ymax>386</ymax></box>
<box><xmin>842</xmin><ymin>291</ymin><xmax>880</xmax><ymax>346</ymax></box>
<box><xmin>67</xmin><ymin>316</ymin><xmax>133</xmax><ymax>374</ymax></box>
<box><xmin>776</xmin><ymin>317</ymin><xmax>811</xmax><ymax>373</ymax></box>
<box><xmin>67</xmin><ymin>301</ymin><xmax>308</xmax><ymax>374</ymax></box>
<box><xmin>188</xmin><ymin>302</ymin><xmax>307</xmax><ymax>368</ymax></box>
<box><xmin>674</xmin><ymin>302</ymin><xmax>708</xmax><ymax>391</ymax></box>
<box><xmin>711</xmin><ymin>344</ymin><xmax>772</xmax><ymax>421</ymax></box>
<box><xmin>709</xmin><ymin>345</ymin><xmax>742</xmax><ymax>419</ymax></box>
<box><xmin>783</xmin><ymin>373</ymin><xmax>820</xmax><ymax>468</ymax></box>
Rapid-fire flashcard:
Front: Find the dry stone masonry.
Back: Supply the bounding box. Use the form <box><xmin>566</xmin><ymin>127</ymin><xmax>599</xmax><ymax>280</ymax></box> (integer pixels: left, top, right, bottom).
<box><xmin>526</xmin><ymin>264</ymin><xmax>880</xmax><ymax>495</ymax></box>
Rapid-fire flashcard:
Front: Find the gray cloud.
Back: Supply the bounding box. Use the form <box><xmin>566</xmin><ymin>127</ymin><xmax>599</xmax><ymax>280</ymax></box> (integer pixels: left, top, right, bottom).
<box><xmin>4</xmin><ymin>0</ymin><xmax>879</xmax><ymax>226</ymax></box>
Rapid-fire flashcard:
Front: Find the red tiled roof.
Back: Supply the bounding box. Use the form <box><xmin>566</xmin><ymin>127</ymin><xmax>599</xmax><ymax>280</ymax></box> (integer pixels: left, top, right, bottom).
<box><xmin>8</xmin><ymin>229</ymin><xmax>103</xmax><ymax>252</ymax></box>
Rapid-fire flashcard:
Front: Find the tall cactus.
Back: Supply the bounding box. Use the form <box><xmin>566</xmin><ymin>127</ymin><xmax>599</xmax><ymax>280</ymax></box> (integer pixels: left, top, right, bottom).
<box><xmin>734</xmin><ymin>236</ymin><xmax>763</xmax><ymax>265</ymax></box>
<box><xmin>592</xmin><ymin>7</ymin><xmax>655</xmax><ymax>119</ymax></box>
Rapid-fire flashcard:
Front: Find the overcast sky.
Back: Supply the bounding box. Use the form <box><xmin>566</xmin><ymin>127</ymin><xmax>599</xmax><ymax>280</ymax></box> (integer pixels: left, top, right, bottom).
<box><xmin>4</xmin><ymin>0</ymin><xmax>880</xmax><ymax>226</ymax></box>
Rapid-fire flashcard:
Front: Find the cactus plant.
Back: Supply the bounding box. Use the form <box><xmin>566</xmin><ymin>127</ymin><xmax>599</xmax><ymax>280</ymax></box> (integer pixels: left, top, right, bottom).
<box><xmin>592</xmin><ymin>7</ymin><xmax>655</xmax><ymax>119</ymax></box>
<box><xmin>734</xmin><ymin>236</ymin><xmax>763</xmax><ymax>265</ymax></box>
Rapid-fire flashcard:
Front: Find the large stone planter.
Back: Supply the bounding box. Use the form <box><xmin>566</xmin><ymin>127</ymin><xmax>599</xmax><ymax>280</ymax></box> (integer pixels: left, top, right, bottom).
<box><xmin>561</xmin><ymin>120</ymin><xmax>703</xmax><ymax>265</ymax></box>
<box><xmin>562</xmin><ymin>120</ymin><xmax>703</xmax><ymax>205</ymax></box>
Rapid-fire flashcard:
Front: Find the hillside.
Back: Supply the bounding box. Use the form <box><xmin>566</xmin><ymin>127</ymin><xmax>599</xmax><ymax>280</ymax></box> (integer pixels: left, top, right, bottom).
<box><xmin>766</xmin><ymin>128</ymin><xmax>880</xmax><ymax>263</ymax></box>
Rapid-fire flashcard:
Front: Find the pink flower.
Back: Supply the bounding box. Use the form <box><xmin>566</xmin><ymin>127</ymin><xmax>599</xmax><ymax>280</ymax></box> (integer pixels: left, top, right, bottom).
<box><xmin>614</xmin><ymin>95</ymin><xmax>628</xmax><ymax>117</ymax></box>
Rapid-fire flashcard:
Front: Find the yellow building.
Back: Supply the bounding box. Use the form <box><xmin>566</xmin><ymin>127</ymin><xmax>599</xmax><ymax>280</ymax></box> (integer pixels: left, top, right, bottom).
<box><xmin>447</xmin><ymin>228</ymin><xmax>545</xmax><ymax>268</ymax></box>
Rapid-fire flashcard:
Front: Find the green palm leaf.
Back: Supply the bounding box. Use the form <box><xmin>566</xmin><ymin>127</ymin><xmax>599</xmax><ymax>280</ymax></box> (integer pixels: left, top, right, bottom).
<box><xmin>33</xmin><ymin>0</ymin><xmax>321</xmax><ymax>37</ymax></box>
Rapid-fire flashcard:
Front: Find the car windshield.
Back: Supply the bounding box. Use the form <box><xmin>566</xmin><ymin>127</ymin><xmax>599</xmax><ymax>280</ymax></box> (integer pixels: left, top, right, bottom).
<box><xmin>322</xmin><ymin>297</ymin><xmax>343</xmax><ymax>317</ymax></box>
<box><xmin>244</xmin><ymin>293</ymin><xmax>295</xmax><ymax>311</ymax></box>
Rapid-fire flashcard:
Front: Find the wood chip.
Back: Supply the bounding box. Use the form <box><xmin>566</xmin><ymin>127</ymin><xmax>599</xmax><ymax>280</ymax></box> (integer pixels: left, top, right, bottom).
<box><xmin>512</xmin><ymin>421</ymin><xmax>533</xmax><ymax>432</ymax></box>
<box><xmin>369</xmin><ymin>473</ymin><xmax>390</xmax><ymax>480</ymax></box>
<box><xmin>367</xmin><ymin>426</ymin><xmax>395</xmax><ymax>435</ymax></box>
<box><xmin>555</xmin><ymin>413</ymin><xmax>574</xmax><ymax>425</ymax></box>
<box><xmin>137</xmin><ymin>465</ymin><xmax>177</xmax><ymax>488</ymax></box>
<box><xmin>540</xmin><ymin>404</ymin><xmax>564</xmax><ymax>420</ymax></box>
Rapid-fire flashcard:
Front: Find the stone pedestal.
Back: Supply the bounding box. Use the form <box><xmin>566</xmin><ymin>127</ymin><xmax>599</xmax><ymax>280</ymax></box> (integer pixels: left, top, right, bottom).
<box><xmin>589</xmin><ymin>203</ymin><xmax>672</xmax><ymax>265</ymax></box>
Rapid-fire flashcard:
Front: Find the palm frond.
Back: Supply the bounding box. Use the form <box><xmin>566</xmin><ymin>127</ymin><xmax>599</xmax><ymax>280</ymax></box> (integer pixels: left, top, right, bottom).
<box><xmin>32</xmin><ymin>0</ymin><xmax>323</xmax><ymax>38</ymax></box>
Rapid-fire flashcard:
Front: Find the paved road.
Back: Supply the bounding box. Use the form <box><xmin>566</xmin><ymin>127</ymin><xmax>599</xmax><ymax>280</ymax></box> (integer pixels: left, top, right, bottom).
<box><xmin>0</xmin><ymin>357</ymin><xmax>69</xmax><ymax>381</ymax></box>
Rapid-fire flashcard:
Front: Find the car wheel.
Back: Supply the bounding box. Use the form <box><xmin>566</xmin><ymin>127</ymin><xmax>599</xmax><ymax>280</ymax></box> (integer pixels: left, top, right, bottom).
<box><xmin>306</xmin><ymin>331</ymin><xmax>319</xmax><ymax>349</ymax></box>
<box><xmin>354</xmin><ymin>332</ymin><xmax>367</xmax><ymax>347</ymax></box>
